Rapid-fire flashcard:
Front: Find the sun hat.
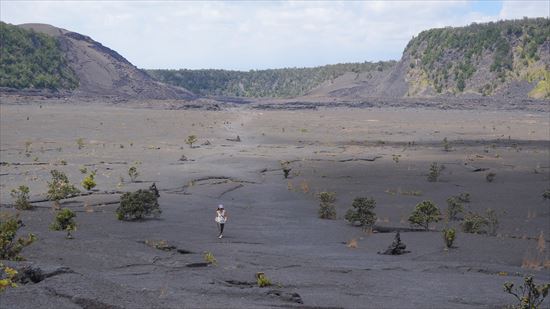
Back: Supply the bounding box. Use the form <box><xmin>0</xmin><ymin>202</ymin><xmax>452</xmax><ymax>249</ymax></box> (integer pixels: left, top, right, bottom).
<box><xmin>218</xmin><ymin>204</ymin><xmax>224</xmax><ymax>209</ymax></box>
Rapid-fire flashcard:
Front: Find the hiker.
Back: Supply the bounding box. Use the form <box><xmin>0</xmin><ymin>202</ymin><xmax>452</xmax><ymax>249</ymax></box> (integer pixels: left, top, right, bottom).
<box><xmin>215</xmin><ymin>204</ymin><xmax>228</xmax><ymax>238</ymax></box>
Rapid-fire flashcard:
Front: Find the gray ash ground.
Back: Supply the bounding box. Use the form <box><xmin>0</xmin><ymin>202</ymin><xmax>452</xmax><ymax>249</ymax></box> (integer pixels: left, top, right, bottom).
<box><xmin>1</xmin><ymin>102</ymin><xmax>549</xmax><ymax>308</ymax></box>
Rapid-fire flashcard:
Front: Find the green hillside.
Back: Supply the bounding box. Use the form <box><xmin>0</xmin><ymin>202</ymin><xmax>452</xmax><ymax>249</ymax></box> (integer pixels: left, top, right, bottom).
<box><xmin>404</xmin><ymin>18</ymin><xmax>549</xmax><ymax>98</ymax></box>
<box><xmin>0</xmin><ymin>22</ymin><xmax>78</xmax><ymax>90</ymax></box>
<box><xmin>147</xmin><ymin>61</ymin><xmax>395</xmax><ymax>98</ymax></box>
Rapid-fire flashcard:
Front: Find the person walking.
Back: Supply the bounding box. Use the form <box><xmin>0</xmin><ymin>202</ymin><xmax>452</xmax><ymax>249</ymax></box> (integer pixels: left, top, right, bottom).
<box><xmin>215</xmin><ymin>204</ymin><xmax>227</xmax><ymax>238</ymax></box>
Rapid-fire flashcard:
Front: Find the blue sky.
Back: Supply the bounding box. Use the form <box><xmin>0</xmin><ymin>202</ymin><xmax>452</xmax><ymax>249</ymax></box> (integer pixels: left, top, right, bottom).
<box><xmin>1</xmin><ymin>1</ymin><xmax>548</xmax><ymax>70</ymax></box>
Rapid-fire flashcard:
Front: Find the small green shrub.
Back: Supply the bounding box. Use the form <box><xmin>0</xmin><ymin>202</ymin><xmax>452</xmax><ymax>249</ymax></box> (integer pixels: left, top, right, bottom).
<box><xmin>0</xmin><ymin>214</ymin><xmax>36</xmax><ymax>260</ymax></box>
<box><xmin>318</xmin><ymin>192</ymin><xmax>336</xmax><ymax>219</ymax></box>
<box><xmin>128</xmin><ymin>166</ymin><xmax>139</xmax><ymax>182</ymax></box>
<box><xmin>427</xmin><ymin>162</ymin><xmax>444</xmax><ymax>182</ymax></box>
<box><xmin>457</xmin><ymin>192</ymin><xmax>471</xmax><ymax>203</ymax></box>
<box><xmin>504</xmin><ymin>276</ymin><xmax>549</xmax><ymax>309</ymax></box>
<box><xmin>446</xmin><ymin>197</ymin><xmax>464</xmax><ymax>221</ymax></box>
<box><xmin>50</xmin><ymin>208</ymin><xmax>77</xmax><ymax>239</ymax></box>
<box><xmin>79</xmin><ymin>167</ymin><xmax>88</xmax><ymax>174</ymax></box>
<box><xmin>81</xmin><ymin>172</ymin><xmax>96</xmax><ymax>191</ymax></box>
<box><xmin>442</xmin><ymin>228</ymin><xmax>456</xmax><ymax>248</ymax></box>
<box><xmin>345</xmin><ymin>197</ymin><xmax>377</xmax><ymax>231</ymax></box>
<box><xmin>408</xmin><ymin>200</ymin><xmax>441</xmax><ymax>230</ymax></box>
<box><xmin>185</xmin><ymin>135</ymin><xmax>198</xmax><ymax>148</ymax></box>
<box><xmin>0</xmin><ymin>263</ymin><xmax>18</xmax><ymax>292</ymax></box>
<box><xmin>486</xmin><ymin>172</ymin><xmax>496</xmax><ymax>182</ymax></box>
<box><xmin>542</xmin><ymin>189</ymin><xmax>550</xmax><ymax>200</ymax></box>
<box><xmin>10</xmin><ymin>185</ymin><xmax>32</xmax><ymax>210</ymax></box>
<box><xmin>116</xmin><ymin>189</ymin><xmax>161</xmax><ymax>221</ymax></box>
<box><xmin>204</xmin><ymin>251</ymin><xmax>217</xmax><ymax>265</ymax></box>
<box><xmin>256</xmin><ymin>272</ymin><xmax>272</xmax><ymax>287</ymax></box>
<box><xmin>461</xmin><ymin>212</ymin><xmax>488</xmax><ymax>234</ymax></box>
<box><xmin>47</xmin><ymin>170</ymin><xmax>80</xmax><ymax>206</ymax></box>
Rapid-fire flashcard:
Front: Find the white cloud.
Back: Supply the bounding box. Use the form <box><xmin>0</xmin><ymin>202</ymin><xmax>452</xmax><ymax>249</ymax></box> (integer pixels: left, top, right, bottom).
<box><xmin>0</xmin><ymin>1</ymin><xmax>547</xmax><ymax>70</ymax></box>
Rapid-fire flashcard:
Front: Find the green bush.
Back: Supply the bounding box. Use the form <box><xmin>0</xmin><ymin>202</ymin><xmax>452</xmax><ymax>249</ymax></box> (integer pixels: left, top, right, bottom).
<box><xmin>203</xmin><ymin>251</ymin><xmax>217</xmax><ymax>266</ymax></box>
<box><xmin>0</xmin><ymin>214</ymin><xmax>36</xmax><ymax>260</ymax></box>
<box><xmin>486</xmin><ymin>172</ymin><xmax>496</xmax><ymax>182</ymax></box>
<box><xmin>461</xmin><ymin>212</ymin><xmax>489</xmax><ymax>234</ymax></box>
<box><xmin>427</xmin><ymin>162</ymin><xmax>444</xmax><ymax>182</ymax></box>
<box><xmin>81</xmin><ymin>172</ymin><xmax>96</xmax><ymax>191</ymax></box>
<box><xmin>116</xmin><ymin>189</ymin><xmax>161</xmax><ymax>221</ymax></box>
<box><xmin>50</xmin><ymin>208</ymin><xmax>77</xmax><ymax>239</ymax></box>
<box><xmin>185</xmin><ymin>135</ymin><xmax>198</xmax><ymax>148</ymax></box>
<box><xmin>457</xmin><ymin>192</ymin><xmax>471</xmax><ymax>203</ymax></box>
<box><xmin>10</xmin><ymin>185</ymin><xmax>32</xmax><ymax>210</ymax></box>
<box><xmin>47</xmin><ymin>170</ymin><xmax>80</xmax><ymax>207</ymax></box>
<box><xmin>446</xmin><ymin>197</ymin><xmax>464</xmax><ymax>221</ymax></box>
<box><xmin>542</xmin><ymin>189</ymin><xmax>550</xmax><ymax>200</ymax></box>
<box><xmin>408</xmin><ymin>200</ymin><xmax>441</xmax><ymax>230</ymax></box>
<box><xmin>256</xmin><ymin>272</ymin><xmax>272</xmax><ymax>287</ymax></box>
<box><xmin>318</xmin><ymin>192</ymin><xmax>336</xmax><ymax>219</ymax></box>
<box><xmin>442</xmin><ymin>228</ymin><xmax>456</xmax><ymax>248</ymax></box>
<box><xmin>504</xmin><ymin>276</ymin><xmax>549</xmax><ymax>309</ymax></box>
<box><xmin>128</xmin><ymin>166</ymin><xmax>139</xmax><ymax>182</ymax></box>
<box><xmin>345</xmin><ymin>197</ymin><xmax>377</xmax><ymax>231</ymax></box>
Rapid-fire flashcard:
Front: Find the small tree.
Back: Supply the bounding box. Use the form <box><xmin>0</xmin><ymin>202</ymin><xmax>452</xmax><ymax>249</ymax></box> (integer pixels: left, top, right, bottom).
<box><xmin>185</xmin><ymin>135</ymin><xmax>198</xmax><ymax>148</ymax></box>
<box><xmin>345</xmin><ymin>197</ymin><xmax>377</xmax><ymax>231</ymax></box>
<box><xmin>116</xmin><ymin>189</ymin><xmax>161</xmax><ymax>221</ymax></box>
<box><xmin>203</xmin><ymin>251</ymin><xmax>217</xmax><ymax>266</ymax></box>
<box><xmin>446</xmin><ymin>197</ymin><xmax>464</xmax><ymax>221</ymax></box>
<box><xmin>81</xmin><ymin>171</ymin><xmax>96</xmax><ymax>191</ymax></box>
<box><xmin>1</xmin><ymin>214</ymin><xmax>36</xmax><ymax>260</ymax></box>
<box><xmin>50</xmin><ymin>208</ymin><xmax>77</xmax><ymax>239</ymax></box>
<box><xmin>427</xmin><ymin>162</ymin><xmax>444</xmax><ymax>182</ymax></box>
<box><xmin>128</xmin><ymin>166</ymin><xmax>139</xmax><ymax>182</ymax></box>
<box><xmin>318</xmin><ymin>192</ymin><xmax>336</xmax><ymax>219</ymax></box>
<box><xmin>47</xmin><ymin>170</ymin><xmax>80</xmax><ymax>208</ymax></box>
<box><xmin>408</xmin><ymin>200</ymin><xmax>441</xmax><ymax>230</ymax></box>
<box><xmin>10</xmin><ymin>185</ymin><xmax>32</xmax><ymax>210</ymax></box>
<box><xmin>442</xmin><ymin>228</ymin><xmax>456</xmax><ymax>249</ymax></box>
<box><xmin>504</xmin><ymin>276</ymin><xmax>549</xmax><ymax>309</ymax></box>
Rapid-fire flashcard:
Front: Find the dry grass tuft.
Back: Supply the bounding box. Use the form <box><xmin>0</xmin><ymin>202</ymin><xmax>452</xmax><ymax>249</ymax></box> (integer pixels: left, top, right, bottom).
<box><xmin>347</xmin><ymin>238</ymin><xmax>358</xmax><ymax>249</ymax></box>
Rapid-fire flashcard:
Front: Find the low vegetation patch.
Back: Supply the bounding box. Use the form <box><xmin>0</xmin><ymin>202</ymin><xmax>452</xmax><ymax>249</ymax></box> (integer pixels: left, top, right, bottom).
<box><xmin>128</xmin><ymin>166</ymin><xmax>139</xmax><ymax>183</ymax></box>
<box><xmin>318</xmin><ymin>192</ymin><xmax>336</xmax><ymax>219</ymax></box>
<box><xmin>442</xmin><ymin>228</ymin><xmax>456</xmax><ymax>249</ymax></box>
<box><xmin>81</xmin><ymin>171</ymin><xmax>96</xmax><ymax>191</ymax></box>
<box><xmin>427</xmin><ymin>162</ymin><xmax>444</xmax><ymax>182</ymax></box>
<box><xmin>256</xmin><ymin>272</ymin><xmax>272</xmax><ymax>287</ymax></box>
<box><xmin>204</xmin><ymin>251</ymin><xmax>217</xmax><ymax>265</ymax></box>
<box><xmin>47</xmin><ymin>170</ymin><xmax>80</xmax><ymax>208</ymax></box>
<box><xmin>0</xmin><ymin>214</ymin><xmax>36</xmax><ymax>260</ymax></box>
<box><xmin>10</xmin><ymin>185</ymin><xmax>32</xmax><ymax>210</ymax></box>
<box><xmin>446</xmin><ymin>197</ymin><xmax>464</xmax><ymax>221</ymax></box>
<box><xmin>116</xmin><ymin>189</ymin><xmax>161</xmax><ymax>221</ymax></box>
<box><xmin>50</xmin><ymin>208</ymin><xmax>77</xmax><ymax>239</ymax></box>
<box><xmin>0</xmin><ymin>263</ymin><xmax>18</xmax><ymax>292</ymax></box>
<box><xmin>504</xmin><ymin>276</ymin><xmax>549</xmax><ymax>309</ymax></box>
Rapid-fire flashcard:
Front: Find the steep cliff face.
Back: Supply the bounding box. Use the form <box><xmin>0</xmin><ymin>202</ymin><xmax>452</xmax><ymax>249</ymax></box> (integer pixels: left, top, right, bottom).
<box><xmin>401</xmin><ymin>18</ymin><xmax>549</xmax><ymax>99</ymax></box>
<box><xmin>15</xmin><ymin>23</ymin><xmax>195</xmax><ymax>99</ymax></box>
